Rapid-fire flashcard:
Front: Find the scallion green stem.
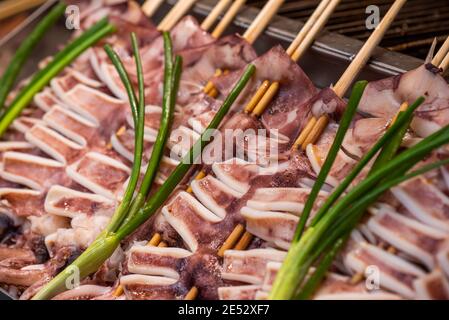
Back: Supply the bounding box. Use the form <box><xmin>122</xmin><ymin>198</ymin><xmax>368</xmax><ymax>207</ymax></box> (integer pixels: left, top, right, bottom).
<box><xmin>116</xmin><ymin>64</ymin><xmax>256</xmax><ymax>239</ymax></box>
<box><xmin>103</xmin><ymin>35</ymin><xmax>145</xmax><ymax>234</ymax></box>
<box><xmin>0</xmin><ymin>2</ymin><xmax>66</xmax><ymax>114</ymax></box>
<box><xmin>0</xmin><ymin>18</ymin><xmax>116</xmax><ymax>136</ymax></box>
<box><xmin>271</xmin><ymin>121</ymin><xmax>449</xmax><ymax>299</ymax></box>
<box><xmin>293</xmin><ymin>81</ymin><xmax>367</xmax><ymax>241</ymax></box>
<box><xmin>121</xmin><ymin>48</ymin><xmax>181</xmax><ymax>226</ymax></box>
<box><xmin>33</xmin><ymin>61</ymin><xmax>255</xmax><ymax>301</ymax></box>
<box><xmin>295</xmin><ymin>237</ymin><xmax>346</xmax><ymax>300</ymax></box>
<box><xmin>310</xmin><ymin>96</ymin><xmax>425</xmax><ymax>226</ymax></box>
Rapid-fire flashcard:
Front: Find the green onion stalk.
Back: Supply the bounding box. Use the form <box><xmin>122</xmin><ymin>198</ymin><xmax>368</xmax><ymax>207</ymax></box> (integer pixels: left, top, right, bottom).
<box><xmin>270</xmin><ymin>90</ymin><xmax>449</xmax><ymax>299</ymax></box>
<box><xmin>121</xmin><ymin>32</ymin><xmax>181</xmax><ymax>226</ymax></box>
<box><xmin>0</xmin><ymin>17</ymin><xmax>116</xmax><ymax>137</ymax></box>
<box><xmin>33</xmin><ymin>61</ymin><xmax>256</xmax><ymax>300</ymax></box>
<box><xmin>102</xmin><ymin>34</ymin><xmax>146</xmax><ymax>234</ymax></box>
<box><xmin>32</xmin><ymin>31</ymin><xmax>178</xmax><ymax>300</ymax></box>
<box><xmin>0</xmin><ymin>2</ymin><xmax>67</xmax><ymax>115</ymax></box>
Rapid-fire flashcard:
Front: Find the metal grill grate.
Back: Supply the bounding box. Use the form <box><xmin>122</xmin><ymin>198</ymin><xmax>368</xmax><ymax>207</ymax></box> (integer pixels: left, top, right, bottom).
<box><xmin>248</xmin><ymin>0</ymin><xmax>449</xmax><ymax>59</ymax></box>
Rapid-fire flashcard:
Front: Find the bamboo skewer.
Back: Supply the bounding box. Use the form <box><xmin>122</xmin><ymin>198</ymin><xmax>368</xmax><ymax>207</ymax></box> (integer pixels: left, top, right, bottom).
<box><xmin>158</xmin><ymin>0</ymin><xmax>198</xmax><ymax>31</ymax></box>
<box><xmin>286</xmin><ymin>0</ymin><xmax>331</xmax><ymax>57</ymax></box>
<box><xmin>201</xmin><ymin>0</ymin><xmax>232</xmax><ymax>31</ymax></box>
<box><xmin>432</xmin><ymin>35</ymin><xmax>449</xmax><ymax>67</ymax></box>
<box><xmin>248</xmin><ymin>0</ymin><xmax>340</xmax><ymax>117</ymax></box>
<box><xmin>215</xmin><ymin>0</ymin><xmax>340</xmax><ymax>257</ymax></box>
<box><xmin>114</xmin><ymin>1</ymin><xmax>257</xmax><ymax>297</ymax></box>
<box><xmin>190</xmin><ymin>3</ymin><xmax>337</xmax><ymax>256</ymax></box>
<box><xmin>293</xmin><ymin>0</ymin><xmax>407</xmax><ymax>149</ymax></box>
<box><xmin>350</xmin><ymin>42</ymin><xmax>449</xmax><ymax>286</ymax></box>
<box><xmin>0</xmin><ymin>0</ymin><xmax>46</xmax><ymax>21</ymax></box>
<box><xmin>440</xmin><ymin>51</ymin><xmax>449</xmax><ymax>74</ymax></box>
<box><xmin>142</xmin><ymin>0</ymin><xmax>166</xmax><ymax>18</ymax></box>
<box><xmin>211</xmin><ymin>0</ymin><xmax>247</xmax><ymax>38</ymax></box>
<box><xmin>242</xmin><ymin>0</ymin><xmax>284</xmax><ymax>45</ymax></box>
<box><xmin>203</xmin><ymin>0</ymin><xmax>284</xmax><ymax>98</ymax></box>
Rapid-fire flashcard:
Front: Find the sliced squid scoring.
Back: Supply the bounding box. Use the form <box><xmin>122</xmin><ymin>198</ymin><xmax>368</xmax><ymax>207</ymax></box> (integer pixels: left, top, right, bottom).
<box><xmin>437</xmin><ymin>248</ymin><xmax>449</xmax><ymax>279</ymax></box>
<box><xmin>0</xmin><ymin>152</ymin><xmax>64</xmax><ymax>191</ymax></box>
<box><xmin>56</xmin><ymin>83</ymin><xmax>124</xmax><ymax>126</ymax></box>
<box><xmin>367</xmin><ymin>208</ymin><xmax>448</xmax><ymax>269</ymax></box>
<box><xmin>343</xmin><ymin>242</ymin><xmax>426</xmax><ymax>299</ymax></box>
<box><xmin>110</xmin><ymin>128</ymin><xmax>156</xmax><ymax>163</ymax></box>
<box><xmin>126</xmin><ymin>105</ymin><xmax>162</xmax><ymax>137</ymax></box>
<box><xmin>246</xmin><ymin>187</ymin><xmax>327</xmax><ymax>215</ymax></box>
<box><xmin>120</xmin><ymin>274</ymin><xmax>178</xmax><ymax>300</ymax></box>
<box><xmin>97</xmin><ymin>60</ymin><xmax>128</xmax><ymax>100</ymax></box>
<box><xmin>218</xmin><ymin>285</ymin><xmax>261</xmax><ymax>300</ymax></box>
<box><xmin>34</xmin><ymin>88</ymin><xmax>67</xmax><ymax>112</ymax></box>
<box><xmin>240</xmin><ymin>206</ymin><xmax>298</xmax><ymax>250</ymax></box>
<box><xmin>261</xmin><ymin>261</ymin><xmax>282</xmax><ymax>292</ymax></box>
<box><xmin>314</xmin><ymin>272</ymin><xmax>401</xmax><ymax>300</ymax></box>
<box><xmin>0</xmin><ymin>141</ymin><xmax>34</xmax><ymax>153</ymax></box>
<box><xmin>0</xmin><ymin>188</ymin><xmax>44</xmax><ymax>217</ymax></box>
<box><xmin>413</xmin><ymin>270</ymin><xmax>449</xmax><ymax>300</ymax></box>
<box><xmin>66</xmin><ymin>152</ymin><xmax>131</xmax><ymax>199</ymax></box>
<box><xmin>168</xmin><ymin>126</ymin><xmax>200</xmax><ymax>160</ymax></box>
<box><xmin>25</xmin><ymin>124</ymin><xmax>84</xmax><ymax>165</ymax></box>
<box><xmin>188</xmin><ymin>110</ymin><xmax>216</xmax><ymax>134</ymax></box>
<box><xmin>127</xmin><ymin>245</ymin><xmax>192</xmax><ymax>280</ymax></box>
<box><xmin>45</xmin><ymin>185</ymin><xmax>115</xmax><ymax>218</ymax></box>
<box><xmin>190</xmin><ymin>174</ymin><xmax>243</xmax><ymax>219</ymax></box>
<box><xmin>162</xmin><ymin>191</ymin><xmax>222</xmax><ymax>252</ymax></box>
<box><xmin>51</xmin><ymin>68</ymin><xmax>103</xmax><ymax>96</ymax></box>
<box><xmin>43</xmin><ymin>105</ymin><xmax>98</xmax><ymax>147</ymax></box>
<box><xmin>306</xmin><ymin>143</ymin><xmax>357</xmax><ymax>187</ymax></box>
<box><xmin>155</xmin><ymin>156</ymin><xmax>180</xmax><ymax>185</ymax></box>
<box><xmin>12</xmin><ymin>117</ymin><xmax>44</xmax><ymax>134</ymax></box>
<box><xmin>221</xmin><ymin>248</ymin><xmax>286</xmax><ymax>285</ymax></box>
<box><xmin>237</xmin><ymin>132</ymin><xmax>287</xmax><ymax>167</ymax></box>
<box><xmin>212</xmin><ymin>158</ymin><xmax>260</xmax><ymax>194</ymax></box>
<box><xmin>392</xmin><ymin>177</ymin><xmax>449</xmax><ymax>232</ymax></box>
<box><xmin>53</xmin><ymin>285</ymin><xmax>112</xmax><ymax>300</ymax></box>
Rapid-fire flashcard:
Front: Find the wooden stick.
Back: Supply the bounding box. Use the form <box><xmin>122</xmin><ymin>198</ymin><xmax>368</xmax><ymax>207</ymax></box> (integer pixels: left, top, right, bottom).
<box><xmin>158</xmin><ymin>0</ymin><xmax>197</xmax><ymax>31</ymax></box>
<box><xmin>205</xmin><ymin>0</ymin><xmax>284</xmax><ymax>98</ymax></box>
<box><xmin>432</xmin><ymin>35</ymin><xmax>449</xmax><ymax>67</ymax></box>
<box><xmin>234</xmin><ymin>231</ymin><xmax>253</xmax><ymax>250</ymax></box>
<box><xmin>301</xmin><ymin>115</ymin><xmax>328</xmax><ymax>149</ymax></box>
<box><xmin>389</xmin><ymin>102</ymin><xmax>408</xmax><ymax>127</ymax></box>
<box><xmin>242</xmin><ymin>0</ymin><xmax>284</xmax><ymax>45</ymax></box>
<box><xmin>113</xmin><ymin>285</ymin><xmax>124</xmax><ymax>297</ymax></box>
<box><xmin>290</xmin><ymin>0</ymin><xmax>341</xmax><ymax>63</ymax></box>
<box><xmin>251</xmin><ymin>81</ymin><xmax>280</xmax><ymax>116</ymax></box>
<box><xmin>332</xmin><ymin>0</ymin><xmax>406</xmax><ymax>98</ymax></box>
<box><xmin>201</xmin><ymin>0</ymin><xmax>232</xmax><ymax>31</ymax></box>
<box><xmin>218</xmin><ymin>224</ymin><xmax>245</xmax><ymax>257</ymax></box>
<box><xmin>0</xmin><ymin>0</ymin><xmax>46</xmax><ymax>21</ymax></box>
<box><xmin>148</xmin><ymin>233</ymin><xmax>162</xmax><ymax>246</ymax></box>
<box><xmin>296</xmin><ymin>0</ymin><xmax>406</xmax><ymax>149</ymax></box>
<box><xmin>244</xmin><ymin>80</ymin><xmax>271</xmax><ymax>113</ymax></box>
<box><xmin>286</xmin><ymin>0</ymin><xmax>331</xmax><ymax>56</ymax></box>
<box><xmin>186</xmin><ymin>170</ymin><xmax>206</xmax><ymax>193</ymax></box>
<box><xmin>184</xmin><ymin>286</ymin><xmax>199</xmax><ymax>300</ymax></box>
<box><xmin>440</xmin><ymin>51</ymin><xmax>449</xmax><ymax>73</ymax></box>
<box><xmin>211</xmin><ymin>0</ymin><xmax>246</xmax><ymax>38</ymax></box>
<box><xmin>142</xmin><ymin>0</ymin><xmax>165</xmax><ymax>18</ymax></box>
<box><xmin>293</xmin><ymin>116</ymin><xmax>317</xmax><ymax>149</ymax></box>
<box><xmin>247</xmin><ymin>0</ymin><xmax>339</xmax><ymax>116</ymax></box>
